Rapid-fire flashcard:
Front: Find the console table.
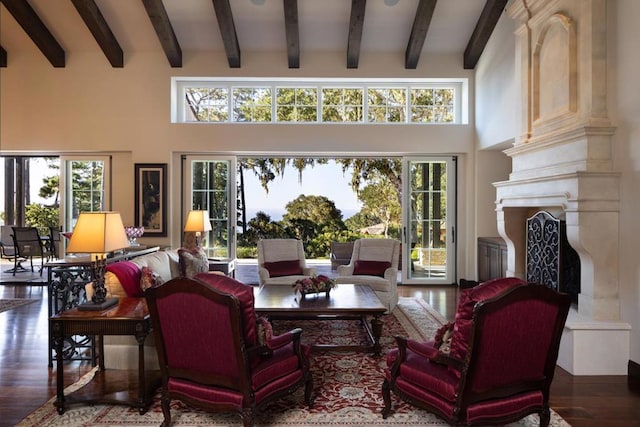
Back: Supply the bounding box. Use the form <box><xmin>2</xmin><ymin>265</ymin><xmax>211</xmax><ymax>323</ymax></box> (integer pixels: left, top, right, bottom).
<box><xmin>46</xmin><ymin>246</ymin><xmax>160</xmax><ymax>367</ymax></box>
<box><xmin>51</xmin><ymin>297</ymin><xmax>161</xmax><ymax>415</ymax></box>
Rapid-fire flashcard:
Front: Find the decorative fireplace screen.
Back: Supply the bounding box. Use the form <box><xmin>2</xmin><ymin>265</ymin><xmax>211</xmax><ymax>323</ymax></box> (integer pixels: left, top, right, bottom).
<box><xmin>526</xmin><ymin>211</ymin><xmax>580</xmax><ymax>303</ymax></box>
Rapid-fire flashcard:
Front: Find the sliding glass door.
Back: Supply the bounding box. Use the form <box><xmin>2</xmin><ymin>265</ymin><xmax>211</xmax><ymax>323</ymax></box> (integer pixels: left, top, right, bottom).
<box><xmin>184</xmin><ymin>156</ymin><xmax>236</xmax><ymax>259</ymax></box>
<box><xmin>60</xmin><ymin>156</ymin><xmax>111</xmax><ymax>232</ymax></box>
<box><xmin>402</xmin><ymin>157</ymin><xmax>456</xmax><ymax>284</ymax></box>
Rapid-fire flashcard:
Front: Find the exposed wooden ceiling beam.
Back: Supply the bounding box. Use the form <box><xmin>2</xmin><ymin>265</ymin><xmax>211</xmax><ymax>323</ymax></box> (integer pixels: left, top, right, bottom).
<box><xmin>283</xmin><ymin>0</ymin><xmax>300</xmax><ymax>68</ymax></box>
<box><xmin>464</xmin><ymin>0</ymin><xmax>508</xmax><ymax>69</ymax></box>
<box><xmin>142</xmin><ymin>0</ymin><xmax>182</xmax><ymax>67</ymax></box>
<box><xmin>0</xmin><ymin>0</ymin><xmax>65</xmax><ymax>67</ymax></box>
<box><xmin>347</xmin><ymin>0</ymin><xmax>366</xmax><ymax>69</ymax></box>
<box><xmin>405</xmin><ymin>0</ymin><xmax>437</xmax><ymax>69</ymax></box>
<box><xmin>0</xmin><ymin>46</ymin><xmax>7</xmax><ymax>67</ymax></box>
<box><xmin>71</xmin><ymin>0</ymin><xmax>123</xmax><ymax>67</ymax></box>
<box><xmin>211</xmin><ymin>0</ymin><xmax>240</xmax><ymax>68</ymax></box>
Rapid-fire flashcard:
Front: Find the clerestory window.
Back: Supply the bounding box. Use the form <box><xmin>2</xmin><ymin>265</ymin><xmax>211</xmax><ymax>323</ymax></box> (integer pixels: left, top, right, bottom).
<box><xmin>172</xmin><ymin>78</ymin><xmax>466</xmax><ymax>124</ymax></box>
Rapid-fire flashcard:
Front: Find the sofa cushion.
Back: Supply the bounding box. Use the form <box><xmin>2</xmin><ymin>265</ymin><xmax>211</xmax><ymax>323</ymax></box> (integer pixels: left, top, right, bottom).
<box><xmin>130</xmin><ymin>249</ymin><xmax>180</xmax><ymax>283</ymax></box>
<box><xmin>353</xmin><ymin>260</ymin><xmax>391</xmax><ymax>277</ymax></box>
<box><xmin>263</xmin><ymin>260</ymin><xmax>303</xmax><ymax>277</ymax></box>
<box><xmin>140</xmin><ymin>266</ymin><xmax>164</xmax><ymax>292</ymax></box>
<box><xmin>106</xmin><ymin>261</ymin><xmax>142</xmax><ymax>297</ymax></box>
<box><xmin>104</xmin><ymin>272</ymin><xmax>129</xmax><ymax>298</ymax></box>
<box><xmin>178</xmin><ymin>247</ymin><xmax>209</xmax><ymax>278</ymax></box>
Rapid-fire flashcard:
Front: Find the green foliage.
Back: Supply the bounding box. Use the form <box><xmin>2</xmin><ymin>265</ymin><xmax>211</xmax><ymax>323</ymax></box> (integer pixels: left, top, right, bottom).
<box><xmin>236</xmin><ymin>245</ymin><xmax>257</xmax><ymax>258</ymax></box>
<box><xmin>345</xmin><ymin>211</ymin><xmax>380</xmax><ymax>232</ymax></box>
<box><xmin>305</xmin><ymin>230</ymin><xmax>364</xmax><ymax>259</ymax></box>
<box><xmin>358</xmin><ymin>175</ymin><xmax>402</xmax><ymax>238</ymax></box>
<box><xmin>238</xmin><ymin>212</ymin><xmax>287</xmax><ymax>246</ymax></box>
<box><xmin>25</xmin><ymin>204</ymin><xmax>59</xmax><ymax>235</ymax></box>
<box><xmin>282</xmin><ymin>194</ymin><xmax>346</xmax><ymax>245</ymax></box>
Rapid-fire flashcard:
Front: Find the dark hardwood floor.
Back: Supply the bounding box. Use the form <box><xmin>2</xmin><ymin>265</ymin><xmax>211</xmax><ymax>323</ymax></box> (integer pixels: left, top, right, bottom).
<box><xmin>0</xmin><ymin>277</ymin><xmax>638</xmax><ymax>426</ymax></box>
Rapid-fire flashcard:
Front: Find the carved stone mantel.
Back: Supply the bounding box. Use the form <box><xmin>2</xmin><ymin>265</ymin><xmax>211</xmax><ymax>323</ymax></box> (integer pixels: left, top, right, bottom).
<box><xmin>495</xmin><ymin>0</ymin><xmax>629</xmax><ymax>374</ymax></box>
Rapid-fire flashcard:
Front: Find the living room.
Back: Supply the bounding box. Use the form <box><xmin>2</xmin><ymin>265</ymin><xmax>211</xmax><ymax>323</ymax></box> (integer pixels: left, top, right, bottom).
<box><xmin>1</xmin><ymin>0</ymin><xmax>639</xmax><ymax>425</ymax></box>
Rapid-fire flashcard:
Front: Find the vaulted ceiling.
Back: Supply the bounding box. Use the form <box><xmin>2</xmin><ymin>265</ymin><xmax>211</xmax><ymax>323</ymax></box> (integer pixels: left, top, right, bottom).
<box><xmin>0</xmin><ymin>0</ymin><xmax>508</xmax><ymax>70</ymax></box>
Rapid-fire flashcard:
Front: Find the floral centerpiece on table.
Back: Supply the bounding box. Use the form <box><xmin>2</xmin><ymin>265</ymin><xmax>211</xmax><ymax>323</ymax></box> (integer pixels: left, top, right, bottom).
<box><xmin>293</xmin><ymin>274</ymin><xmax>336</xmax><ymax>299</ymax></box>
<box><xmin>124</xmin><ymin>226</ymin><xmax>144</xmax><ymax>246</ymax></box>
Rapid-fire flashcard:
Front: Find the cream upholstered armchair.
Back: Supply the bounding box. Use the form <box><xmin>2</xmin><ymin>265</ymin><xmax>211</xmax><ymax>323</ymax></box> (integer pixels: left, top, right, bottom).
<box><xmin>336</xmin><ymin>238</ymin><xmax>400</xmax><ymax>312</ymax></box>
<box><xmin>257</xmin><ymin>238</ymin><xmax>317</xmax><ymax>285</ymax></box>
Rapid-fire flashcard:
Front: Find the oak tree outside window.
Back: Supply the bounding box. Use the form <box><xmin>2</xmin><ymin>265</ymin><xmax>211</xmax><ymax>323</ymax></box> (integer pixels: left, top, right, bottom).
<box><xmin>276</xmin><ymin>88</ymin><xmax>317</xmax><ymax>122</ymax></box>
<box><xmin>368</xmin><ymin>88</ymin><xmax>407</xmax><ymax>123</ymax></box>
<box><xmin>185</xmin><ymin>87</ymin><xmax>229</xmax><ymax>122</ymax></box>
<box><xmin>233</xmin><ymin>87</ymin><xmax>271</xmax><ymax>122</ymax></box>
<box><xmin>322</xmin><ymin>88</ymin><xmax>363</xmax><ymax>122</ymax></box>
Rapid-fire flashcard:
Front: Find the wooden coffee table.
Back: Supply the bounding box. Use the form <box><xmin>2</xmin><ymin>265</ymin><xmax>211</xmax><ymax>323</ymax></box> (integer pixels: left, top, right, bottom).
<box><xmin>254</xmin><ymin>284</ymin><xmax>387</xmax><ymax>355</ymax></box>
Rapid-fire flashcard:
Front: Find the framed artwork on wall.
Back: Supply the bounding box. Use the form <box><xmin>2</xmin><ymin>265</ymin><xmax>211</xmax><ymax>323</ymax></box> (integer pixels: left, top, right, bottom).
<box><xmin>134</xmin><ymin>163</ymin><xmax>167</xmax><ymax>237</ymax></box>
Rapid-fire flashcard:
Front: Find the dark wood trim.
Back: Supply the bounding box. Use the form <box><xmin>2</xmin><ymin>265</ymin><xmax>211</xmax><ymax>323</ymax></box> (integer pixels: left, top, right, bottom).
<box><xmin>629</xmin><ymin>360</ymin><xmax>640</xmax><ymax>383</ymax></box>
<box><xmin>142</xmin><ymin>0</ymin><xmax>182</xmax><ymax>67</ymax></box>
<box><xmin>283</xmin><ymin>0</ymin><xmax>300</xmax><ymax>69</ymax></box>
<box><xmin>463</xmin><ymin>0</ymin><xmax>508</xmax><ymax>69</ymax></box>
<box><xmin>0</xmin><ymin>0</ymin><xmax>65</xmax><ymax>67</ymax></box>
<box><xmin>71</xmin><ymin>0</ymin><xmax>123</xmax><ymax>67</ymax></box>
<box><xmin>347</xmin><ymin>0</ymin><xmax>366</xmax><ymax>69</ymax></box>
<box><xmin>211</xmin><ymin>0</ymin><xmax>241</xmax><ymax>68</ymax></box>
<box><xmin>405</xmin><ymin>0</ymin><xmax>437</xmax><ymax>69</ymax></box>
<box><xmin>0</xmin><ymin>45</ymin><xmax>6</xmax><ymax>67</ymax></box>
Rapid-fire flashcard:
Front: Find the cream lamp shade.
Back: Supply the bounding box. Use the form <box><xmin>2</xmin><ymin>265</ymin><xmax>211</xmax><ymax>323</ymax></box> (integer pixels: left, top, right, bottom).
<box><xmin>184</xmin><ymin>210</ymin><xmax>212</xmax><ymax>233</ymax></box>
<box><xmin>66</xmin><ymin>211</ymin><xmax>130</xmax><ymax>256</ymax></box>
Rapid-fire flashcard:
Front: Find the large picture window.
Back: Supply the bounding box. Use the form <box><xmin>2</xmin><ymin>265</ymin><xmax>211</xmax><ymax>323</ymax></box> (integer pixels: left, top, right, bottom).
<box><xmin>173</xmin><ymin>78</ymin><xmax>465</xmax><ymax>125</ymax></box>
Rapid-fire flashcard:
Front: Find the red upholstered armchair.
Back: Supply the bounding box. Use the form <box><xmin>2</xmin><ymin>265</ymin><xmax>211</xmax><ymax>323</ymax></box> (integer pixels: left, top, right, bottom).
<box><xmin>382</xmin><ymin>278</ymin><xmax>571</xmax><ymax>426</ymax></box>
<box><xmin>144</xmin><ymin>273</ymin><xmax>313</xmax><ymax>427</ymax></box>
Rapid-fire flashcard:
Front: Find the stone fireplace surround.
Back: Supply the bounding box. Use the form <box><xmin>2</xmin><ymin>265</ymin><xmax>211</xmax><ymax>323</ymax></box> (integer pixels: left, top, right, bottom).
<box><xmin>495</xmin><ymin>0</ymin><xmax>630</xmax><ymax>375</ymax></box>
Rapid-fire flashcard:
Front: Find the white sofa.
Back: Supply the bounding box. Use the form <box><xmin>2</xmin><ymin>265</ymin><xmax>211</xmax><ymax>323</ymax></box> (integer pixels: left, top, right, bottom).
<box><xmin>86</xmin><ymin>248</ymin><xmax>181</xmax><ymax>370</ymax></box>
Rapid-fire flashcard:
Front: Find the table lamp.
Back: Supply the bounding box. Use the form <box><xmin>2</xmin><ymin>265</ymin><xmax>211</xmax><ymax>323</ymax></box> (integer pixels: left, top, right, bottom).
<box><xmin>66</xmin><ymin>212</ymin><xmax>130</xmax><ymax>311</ymax></box>
<box><xmin>183</xmin><ymin>210</ymin><xmax>212</xmax><ymax>250</ymax></box>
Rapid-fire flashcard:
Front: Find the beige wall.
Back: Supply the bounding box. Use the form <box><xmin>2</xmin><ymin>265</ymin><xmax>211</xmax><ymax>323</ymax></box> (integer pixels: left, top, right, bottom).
<box><xmin>609</xmin><ymin>0</ymin><xmax>640</xmax><ymax>366</ymax></box>
<box><xmin>0</xmin><ymin>50</ymin><xmax>481</xmax><ymax>279</ymax></box>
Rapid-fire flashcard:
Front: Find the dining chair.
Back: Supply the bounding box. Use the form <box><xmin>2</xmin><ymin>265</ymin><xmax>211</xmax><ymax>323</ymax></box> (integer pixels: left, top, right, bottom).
<box><xmin>11</xmin><ymin>227</ymin><xmax>49</xmax><ymax>276</ymax></box>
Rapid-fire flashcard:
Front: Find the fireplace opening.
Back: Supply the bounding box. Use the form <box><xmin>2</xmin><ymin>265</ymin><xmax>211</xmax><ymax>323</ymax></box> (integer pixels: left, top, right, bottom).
<box><xmin>526</xmin><ymin>211</ymin><xmax>581</xmax><ymax>304</ymax></box>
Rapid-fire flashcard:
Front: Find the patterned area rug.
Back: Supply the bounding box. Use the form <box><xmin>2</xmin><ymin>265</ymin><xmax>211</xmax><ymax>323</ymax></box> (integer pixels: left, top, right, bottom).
<box><xmin>18</xmin><ymin>297</ymin><xmax>570</xmax><ymax>426</ymax></box>
<box><xmin>0</xmin><ymin>298</ymin><xmax>36</xmax><ymax>314</ymax></box>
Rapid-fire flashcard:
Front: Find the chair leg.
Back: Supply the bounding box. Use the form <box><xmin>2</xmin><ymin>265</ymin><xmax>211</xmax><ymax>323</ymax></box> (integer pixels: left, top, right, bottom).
<box><xmin>540</xmin><ymin>407</ymin><xmax>551</xmax><ymax>427</ymax></box>
<box><xmin>381</xmin><ymin>378</ymin><xmax>393</xmax><ymax>419</ymax></box>
<box><xmin>160</xmin><ymin>392</ymin><xmax>171</xmax><ymax>427</ymax></box>
<box><xmin>304</xmin><ymin>373</ymin><xmax>314</xmax><ymax>407</ymax></box>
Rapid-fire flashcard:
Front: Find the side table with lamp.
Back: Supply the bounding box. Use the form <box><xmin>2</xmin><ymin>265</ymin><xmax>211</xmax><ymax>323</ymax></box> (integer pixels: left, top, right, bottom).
<box><xmin>50</xmin><ymin>211</ymin><xmax>161</xmax><ymax>414</ymax></box>
<box><xmin>65</xmin><ymin>211</ymin><xmax>131</xmax><ymax>311</ymax></box>
<box><xmin>46</xmin><ymin>216</ymin><xmax>159</xmax><ymax>367</ymax></box>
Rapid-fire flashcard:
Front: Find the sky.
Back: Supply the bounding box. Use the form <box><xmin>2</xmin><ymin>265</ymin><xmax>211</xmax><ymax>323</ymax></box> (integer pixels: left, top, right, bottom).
<box><xmin>242</xmin><ymin>160</ymin><xmax>362</xmax><ymax>221</ymax></box>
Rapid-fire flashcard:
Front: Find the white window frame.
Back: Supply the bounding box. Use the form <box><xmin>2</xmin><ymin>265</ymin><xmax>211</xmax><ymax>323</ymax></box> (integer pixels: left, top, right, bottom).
<box><xmin>172</xmin><ymin>78</ymin><xmax>467</xmax><ymax>124</ymax></box>
<box><xmin>60</xmin><ymin>155</ymin><xmax>111</xmax><ymax>233</ymax></box>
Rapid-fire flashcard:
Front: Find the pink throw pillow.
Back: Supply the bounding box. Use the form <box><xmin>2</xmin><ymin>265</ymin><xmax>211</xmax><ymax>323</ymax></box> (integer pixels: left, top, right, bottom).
<box><xmin>106</xmin><ymin>261</ymin><xmax>142</xmax><ymax>297</ymax></box>
<box><xmin>353</xmin><ymin>260</ymin><xmax>391</xmax><ymax>277</ymax></box>
<box><xmin>263</xmin><ymin>260</ymin><xmax>302</xmax><ymax>277</ymax></box>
